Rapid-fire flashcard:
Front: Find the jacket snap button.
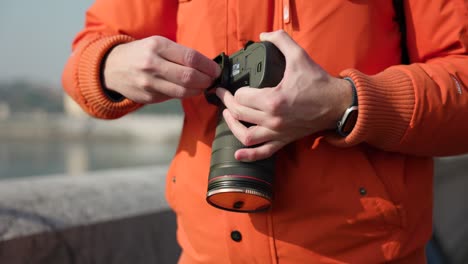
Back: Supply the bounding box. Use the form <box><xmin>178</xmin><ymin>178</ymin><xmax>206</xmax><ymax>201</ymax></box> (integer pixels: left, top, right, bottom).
<box><xmin>230</xmin><ymin>230</ymin><xmax>242</xmax><ymax>242</ymax></box>
<box><xmin>359</xmin><ymin>187</ymin><xmax>367</xmax><ymax>196</ymax></box>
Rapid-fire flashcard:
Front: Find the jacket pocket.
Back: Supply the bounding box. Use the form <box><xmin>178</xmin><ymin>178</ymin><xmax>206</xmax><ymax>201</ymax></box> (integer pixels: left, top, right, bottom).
<box><xmin>355</xmin><ymin>147</ymin><xmax>408</xmax><ymax>229</ymax></box>
<box><xmin>322</xmin><ymin>145</ymin><xmax>407</xmax><ymax>231</ymax></box>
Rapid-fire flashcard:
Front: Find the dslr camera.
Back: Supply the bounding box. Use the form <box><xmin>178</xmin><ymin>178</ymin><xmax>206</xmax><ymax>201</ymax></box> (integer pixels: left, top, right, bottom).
<box><xmin>205</xmin><ymin>41</ymin><xmax>285</xmax><ymax>213</ymax></box>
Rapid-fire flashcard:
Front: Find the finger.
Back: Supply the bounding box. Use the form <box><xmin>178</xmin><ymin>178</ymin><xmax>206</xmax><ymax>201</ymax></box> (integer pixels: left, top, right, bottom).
<box><xmin>142</xmin><ymin>77</ymin><xmax>203</xmax><ymax>100</ymax></box>
<box><xmin>223</xmin><ymin>109</ymin><xmax>280</xmax><ymax>147</ymax></box>
<box><xmin>153</xmin><ymin>58</ymin><xmax>215</xmax><ymax>89</ymax></box>
<box><xmin>126</xmin><ymin>87</ymin><xmax>172</xmax><ymax>104</ymax></box>
<box><xmin>259</xmin><ymin>30</ymin><xmax>304</xmax><ymax>59</ymax></box>
<box><xmin>217</xmin><ymin>88</ymin><xmax>268</xmax><ymax>125</ymax></box>
<box><xmin>235</xmin><ymin>141</ymin><xmax>284</xmax><ymax>162</ymax></box>
<box><xmin>234</xmin><ymin>86</ymin><xmax>274</xmax><ymax>111</ymax></box>
<box><xmin>158</xmin><ymin>43</ymin><xmax>221</xmax><ymax>78</ymax></box>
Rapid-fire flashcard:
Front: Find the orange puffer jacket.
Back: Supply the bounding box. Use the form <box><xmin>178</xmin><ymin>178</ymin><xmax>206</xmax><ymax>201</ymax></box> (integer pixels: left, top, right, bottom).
<box><xmin>62</xmin><ymin>0</ymin><xmax>468</xmax><ymax>263</ymax></box>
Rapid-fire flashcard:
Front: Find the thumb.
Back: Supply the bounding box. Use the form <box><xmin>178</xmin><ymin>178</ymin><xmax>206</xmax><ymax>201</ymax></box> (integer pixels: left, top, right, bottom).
<box><xmin>259</xmin><ymin>30</ymin><xmax>302</xmax><ymax>58</ymax></box>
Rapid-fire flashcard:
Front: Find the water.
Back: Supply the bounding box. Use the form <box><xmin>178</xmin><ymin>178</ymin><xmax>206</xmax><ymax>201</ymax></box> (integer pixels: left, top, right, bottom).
<box><xmin>0</xmin><ymin>140</ymin><xmax>177</xmax><ymax>179</ymax></box>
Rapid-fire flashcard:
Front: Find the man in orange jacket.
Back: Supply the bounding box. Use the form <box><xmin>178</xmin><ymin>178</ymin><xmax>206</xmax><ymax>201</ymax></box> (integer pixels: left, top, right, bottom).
<box><xmin>63</xmin><ymin>0</ymin><xmax>468</xmax><ymax>263</ymax></box>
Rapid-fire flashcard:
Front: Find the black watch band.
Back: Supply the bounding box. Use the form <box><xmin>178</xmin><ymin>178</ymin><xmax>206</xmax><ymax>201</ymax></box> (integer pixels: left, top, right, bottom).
<box><xmin>336</xmin><ymin>77</ymin><xmax>358</xmax><ymax>137</ymax></box>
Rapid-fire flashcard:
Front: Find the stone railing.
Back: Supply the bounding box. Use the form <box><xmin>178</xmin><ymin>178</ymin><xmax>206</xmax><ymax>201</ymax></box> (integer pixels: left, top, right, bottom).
<box><xmin>0</xmin><ymin>156</ymin><xmax>467</xmax><ymax>263</ymax></box>
<box><xmin>0</xmin><ymin>166</ymin><xmax>180</xmax><ymax>263</ymax></box>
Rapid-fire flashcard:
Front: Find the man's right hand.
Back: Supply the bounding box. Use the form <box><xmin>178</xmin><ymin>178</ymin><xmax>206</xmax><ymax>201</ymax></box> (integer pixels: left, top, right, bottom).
<box><xmin>102</xmin><ymin>36</ymin><xmax>221</xmax><ymax>104</ymax></box>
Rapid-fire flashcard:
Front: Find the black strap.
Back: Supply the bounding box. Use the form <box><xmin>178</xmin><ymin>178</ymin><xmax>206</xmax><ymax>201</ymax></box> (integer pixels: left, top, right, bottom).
<box><xmin>392</xmin><ymin>0</ymin><xmax>410</xmax><ymax>65</ymax></box>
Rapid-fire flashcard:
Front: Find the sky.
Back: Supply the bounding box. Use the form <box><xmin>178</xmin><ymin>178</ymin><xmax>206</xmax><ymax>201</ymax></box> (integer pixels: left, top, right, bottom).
<box><xmin>0</xmin><ymin>0</ymin><xmax>95</xmax><ymax>88</ymax></box>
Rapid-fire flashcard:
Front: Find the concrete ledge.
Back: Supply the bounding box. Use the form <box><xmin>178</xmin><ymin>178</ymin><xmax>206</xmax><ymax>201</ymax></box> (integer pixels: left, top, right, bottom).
<box><xmin>0</xmin><ymin>210</ymin><xmax>180</xmax><ymax>264</ymax></box>
<box><xmin>0</xmin><ymin>156</ymin><xmax>466</xmax><ymax>263</ymax></box>
<box><xmin>434</xmin><ymin>155</ymin><xmax>468</xmax><ymax>264</ymax></box>
<box><xmin>0</xmin><ymin>166</ymin><xmax>181</xmax><ymax>263</ymax></box>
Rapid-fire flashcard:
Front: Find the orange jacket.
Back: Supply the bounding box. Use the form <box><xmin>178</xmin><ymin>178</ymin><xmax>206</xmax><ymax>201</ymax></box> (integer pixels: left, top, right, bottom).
<box><xmin>63</xmin><ymin>0</ymin><xmax>468</xmax><ymax>263</ymax></box>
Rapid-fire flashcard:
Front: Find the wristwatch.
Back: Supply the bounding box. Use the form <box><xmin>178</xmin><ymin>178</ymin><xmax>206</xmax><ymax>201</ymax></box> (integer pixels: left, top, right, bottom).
<box><xmin>336</xmin><ymin>77</ymin><xmax>358</xmax><ymax>137</ymax></box>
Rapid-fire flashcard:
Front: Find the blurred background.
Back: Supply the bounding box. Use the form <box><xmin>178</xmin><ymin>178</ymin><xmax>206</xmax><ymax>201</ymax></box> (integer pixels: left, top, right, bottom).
<box><xmin>0</xmin><ymin>1</ymin><xmax>183</xmax><ymax>263</ymax></box>
<box><xmin>0</xmin><ymin>0</ymin><xmax>184</xmax><ymax>179</ymax></box>
<box><xmin>0</xmin><ymin>1</ymin><xmax>467</xmax><ymax>264</ymax></box>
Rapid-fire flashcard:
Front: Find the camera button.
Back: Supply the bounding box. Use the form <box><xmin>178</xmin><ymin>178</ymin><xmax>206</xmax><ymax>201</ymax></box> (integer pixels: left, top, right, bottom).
<box><xmin>257</xmin><ymin>62</ymin><xmax>262</xmax><ymax>73</ymax></box>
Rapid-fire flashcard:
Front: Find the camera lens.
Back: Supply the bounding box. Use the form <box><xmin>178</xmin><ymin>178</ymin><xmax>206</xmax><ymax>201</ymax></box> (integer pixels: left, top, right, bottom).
<box><xmin>206</xmin><ymin>114</ymin><xmax>274</xmax><ymax>213</ymax></box>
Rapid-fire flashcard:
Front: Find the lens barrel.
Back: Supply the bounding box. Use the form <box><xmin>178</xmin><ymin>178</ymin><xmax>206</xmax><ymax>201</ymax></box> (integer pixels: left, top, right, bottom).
<box><xmin>206</xmin><ymin>114</ymin><xmax>275</xmax><ymax>213</ymax></box>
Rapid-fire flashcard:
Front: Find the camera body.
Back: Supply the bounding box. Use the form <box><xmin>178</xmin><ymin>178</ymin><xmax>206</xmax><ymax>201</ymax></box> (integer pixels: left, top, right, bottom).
<box><xmin>205</xmin><ymin>41</ymin><xmax>285</xmax><ymax>105</ymax></box>
<box><xmin>205</xmin><ymin>41</ymin><xmax>286</xmax><ymax>213</ymax></box>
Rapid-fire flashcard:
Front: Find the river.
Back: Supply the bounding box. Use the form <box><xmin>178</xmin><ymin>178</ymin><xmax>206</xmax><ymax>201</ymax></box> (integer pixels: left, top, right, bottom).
<box><xmin>0</xmin><ymin>139</ymin><xmax>177</xmax><ymax>179</ymax></box>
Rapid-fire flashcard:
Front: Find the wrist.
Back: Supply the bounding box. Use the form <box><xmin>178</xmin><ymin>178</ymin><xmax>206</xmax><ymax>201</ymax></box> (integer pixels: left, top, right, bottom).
<box><xmin>101</xmin><ymin>44</ymin><xmax>126</xmax><ymax>102</ymax></box>
<box><xmin>326</xmin><ymin>77</ymin><xmax>353</xmax><ymax>128</ymax></box>
<box><xmin>101</xmin><ymin>44</ymin><xmax>127</xmax><ymax>96</ymax></box>
<box><xmin>76</xmin><ymin>35</ymin><xmax>142</xmax><ymax>118</ymax></box>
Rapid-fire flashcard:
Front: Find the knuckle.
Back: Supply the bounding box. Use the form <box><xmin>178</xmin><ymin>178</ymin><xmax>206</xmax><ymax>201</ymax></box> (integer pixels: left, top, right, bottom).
<box><xmin>276</xmin><ymin>29</ymin><xmax>287</xmax><ymax>37</ymax></box>
<box><xmin>136</xmin><ymin>75</ymin><xmax>153</xmax><ymax>89</ymax></box>
<box><xmin>270</xmin><ymin>29</ymin><xmax>287</xmax><ymax>42</ymax></box>
<box><xmin>249</xmin><ymin>151</ymin><xmax>261</xmax><ymax>161</ymax></box>
<box><xmin>233</xmin><ymin>91</ymin><xmax>243</xmax><ymax>102</ymax></box>
<box><xmin>230</xmin><ymin>108</ymin><xmax>242</xmax><ymax>120</ymax></box>
<box><xmin>239</xmin><ymin>133</ymin><xmax>251</xmax><ymax>146</ymax></box>
<box><xmin>267</xmin><ymin>94</ymin><xmax>286</xmax><ymax>114</ymax></box>
<box><xmin>146</xmin><ymin>36</ymin><xmax>167</xmax><ymax>50</ymax></box>
<box><xmin>259</xmin><ymin>146</ymin><xmax>273</xmax><ymax>159</ymax></box>
<box><xmin>157</xmin><ymin>63</ymin><xmax>170</xmax><ymax>77</ymax></box>
<box><xmin>172</xmin><ymin>87</ymin><xmax>189</xmax><ymax>98</ymax></box>
<box><xmin>138</xmin><ymin>52</ymin><xmax>154</xmax><ymax>70</ymax></box>
<box><xmin>250</xmin><ymin>150</ymin><xmax>263</xmax><ymax>161</ymax></box>
<box><xmin>269</xmin><ymin>117</ymin><xmax>284</xmax><ymax>130</ymax></box>
<box><xmin>242</xmin><ymin>131</ymin><xmax>254</xmax><ymax>146</ymax></box>
<box><xmin>179</xmin><ymin>69</ymin><xmax>197</xmax><ymax>86</ymax></box>
<box><xmin>136</xmin><ymin>93</ymin><xmax>154</xmax><ymax>104</ymax></box>
<box><xmin>184</xmin><ymin>49</ymin><xmax>199</xmax><ymax>67</ymax></box>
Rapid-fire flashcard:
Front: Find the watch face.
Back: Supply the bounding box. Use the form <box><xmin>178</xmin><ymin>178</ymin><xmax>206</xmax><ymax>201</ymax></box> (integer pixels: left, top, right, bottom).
<box><xmin>342</xmin><ymin>109</ymin><xmax>358</xmax><ymax>134</ymax></box>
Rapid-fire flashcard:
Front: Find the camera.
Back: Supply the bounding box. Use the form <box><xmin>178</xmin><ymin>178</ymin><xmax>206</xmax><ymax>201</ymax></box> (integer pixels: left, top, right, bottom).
<box><xmin>205</xmin><ymin>41</ymin><xmax>285</xmax><ymax>213</ymax></box>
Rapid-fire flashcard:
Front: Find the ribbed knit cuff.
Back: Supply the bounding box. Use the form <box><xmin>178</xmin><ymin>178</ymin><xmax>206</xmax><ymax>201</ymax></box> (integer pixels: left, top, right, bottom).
<box><xmin>77</xmin><ymin>35</ymin><xmax>143</xmax><ymax>119</ymax></box>
<box><xmin>326</xmin><ymin>68</ymin><xmax>415</xmax><ymax>149</ymax></box>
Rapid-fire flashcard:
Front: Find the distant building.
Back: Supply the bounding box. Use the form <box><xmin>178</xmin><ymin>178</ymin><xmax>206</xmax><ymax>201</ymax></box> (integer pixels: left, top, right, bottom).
<box><xmin>63</xmin><ymin>95</ymin><xmax>88</xmax><ymax>118</ymax></box>
<box><xmin>0</xmin><ymin>102</ymin><xmax>10</xmax><ymax>120</ymax></box>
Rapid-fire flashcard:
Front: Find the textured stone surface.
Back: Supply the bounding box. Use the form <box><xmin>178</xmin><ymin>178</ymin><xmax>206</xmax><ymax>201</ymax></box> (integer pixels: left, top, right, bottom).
<box><xmin>0</xmin><ymin>166</ymin><xmax>170</xmax><ymax>240</ymax></box>
<box><xmin>0</xmin><ymin>166</ymin><xmax>181</xmax><ymax>263</ymax></box>
<box><xmin>434</xmin><ymin>155</ymin><xmax>468</xmax><ymax>264</ymax></box>
<box><xmin>0</xmin><ymin>210</ymin><xmax>180</xmax><ymax>264</ymax></box>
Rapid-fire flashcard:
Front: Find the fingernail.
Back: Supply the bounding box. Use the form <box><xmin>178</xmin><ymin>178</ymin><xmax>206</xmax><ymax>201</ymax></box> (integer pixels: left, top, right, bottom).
<box><xmin>236</xmin><ymin>152</ymin><xmax>251</xmax><ymax>162</ymax></box>
<box><xmin>238</xmin><ymin>157</ymin><xmax>251</xmax><ymax>162</ymax></box>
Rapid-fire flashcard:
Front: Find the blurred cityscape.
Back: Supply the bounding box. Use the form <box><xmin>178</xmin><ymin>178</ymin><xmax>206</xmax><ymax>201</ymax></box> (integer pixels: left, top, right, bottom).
<box><xmin>0</xmin><ymin>0</ymin><xmax>188</xmax><ymax>179</ymax></box>
<box><xmin>0</xmin><ymin>79</ymin><xmax>183</xmax><ymax>179</ymax></box>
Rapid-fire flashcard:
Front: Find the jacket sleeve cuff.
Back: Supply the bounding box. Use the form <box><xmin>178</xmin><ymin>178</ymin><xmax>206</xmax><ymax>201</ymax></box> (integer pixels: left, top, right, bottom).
<box><xmin>77</xmin><ymin>35</ymin><xmax>143</xmax><ymax>119</ymax></box>
<box><xmin>326</xmin><ymin>68</ymin><xmax>415</xmax><ymax>150</ymax></box>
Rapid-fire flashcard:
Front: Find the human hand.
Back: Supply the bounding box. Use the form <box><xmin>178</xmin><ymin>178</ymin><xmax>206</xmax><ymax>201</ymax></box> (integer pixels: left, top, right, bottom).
<box><xmin>102</xmin><ymin>36</ymin><xmax>221</xmax><ymax>103</ymax></box>
<box><xmin>216</xmin><ymin>30</ymin><xmax>353</xmax><ymax>162</ymax></box>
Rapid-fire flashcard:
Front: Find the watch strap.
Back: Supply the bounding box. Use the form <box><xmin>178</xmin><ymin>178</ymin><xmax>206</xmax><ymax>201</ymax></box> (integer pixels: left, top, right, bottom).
<box><xmin>336</xmin><ymin>77</ymin><xmax>358</xmax><ymax>137</ymax></box>
<box><xmin>344</xmin><ymin>77</ymin><xmax>358</xmax><ymax>107</ymax></box>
